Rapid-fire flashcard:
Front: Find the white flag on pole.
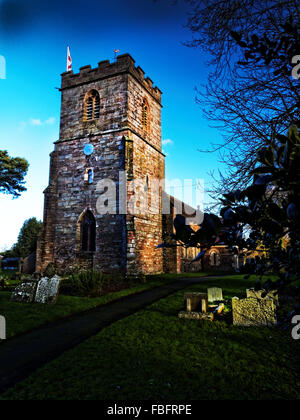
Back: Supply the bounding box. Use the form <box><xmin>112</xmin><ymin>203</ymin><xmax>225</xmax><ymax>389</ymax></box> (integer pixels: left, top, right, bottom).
<box><xmin>67</xmin><ymin>46</ymin><xmax>72</xmax><ymax>72</ymax></box>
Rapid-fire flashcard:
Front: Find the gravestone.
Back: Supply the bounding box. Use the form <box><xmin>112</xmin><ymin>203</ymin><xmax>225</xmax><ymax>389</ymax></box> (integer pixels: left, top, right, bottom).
<box><xmin>184</xmin><ymin>292</ymin><xmax>208</xmax><ymax>313</ymax></box>
<box><xmin>178</xmin><ymin>311</ymin><xmax>214</xmax><ymax>321</ymax></box>
<box><xmin>35</xmin><ymin>275</ymin><xmax>61</xmax><ymax>304</ymax></box>
<box><xmin>208</xmin><ymin>287</ymin><xmax>223</xmax><ymax>303</ymax></box>
<box><xmin>11</xmin><ymin>281</ymin><xmax>38</xmax><ymax>303</ymax></box>
<box><xmin>0</xmin><ymin>315</ymin><xmax>6</xmax><ymax>340</ymax></box>
<box><xmin>232</xmin><ymin>297</ymin><xmax>277</xmax><ymax>327</ymax></box>
<box><xmin>246</xmin><ymin>288</ymin><xmax>279</xmax><ymax>306</ymax></box>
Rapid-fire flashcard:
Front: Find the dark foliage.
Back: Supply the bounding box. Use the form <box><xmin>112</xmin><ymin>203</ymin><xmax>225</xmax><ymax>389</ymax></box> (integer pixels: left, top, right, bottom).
<box><xmin>0</xmin><ymin>150</ymin><xmax>29</xmax><ymax>198</ymax></box>
<box><xmin>11</xmin><ymin>218</ymin><xmax>42</xmax><ymax>258</ymax></box>
<box><xmin>60</xmin><ymin>270</ymin><xmax>127</xmax><ymax>297</ymax></box>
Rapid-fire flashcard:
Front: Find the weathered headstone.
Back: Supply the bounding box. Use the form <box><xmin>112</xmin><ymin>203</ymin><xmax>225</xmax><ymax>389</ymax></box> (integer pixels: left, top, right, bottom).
<box><xmin>208</xmin><ymin>287</ymin><xmax>223</xmax><ymax>303</ymax></box>
<box><xmin>184</xmin><ymin>292</ymin><xmax>208</xmax><ymax>313</ymax></box>
<box><xmin>11</xmin><ymin>281</ymin><xmax>38</xmax><ymax>303</ymax></box>
<box><xmin>0</xmin><ymin>315</ymin><xmax>6</xmax><ymax>340</ymax></box>
<box><xmin>35</xmin><ymin>275</ymin><xmax>61</xmax><ymax>304</ymax></box>
<box><xmin>246</xmin><ymin>288</ymin><xmax>279</xmax><ymax>306</ymax></box>
<box><xmin>232</xmin><ymin>297</ymin><xmax>277</xmax><ymax>327</ymax></box>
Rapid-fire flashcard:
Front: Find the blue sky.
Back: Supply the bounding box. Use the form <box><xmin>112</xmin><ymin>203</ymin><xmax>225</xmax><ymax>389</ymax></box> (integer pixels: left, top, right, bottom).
<box><xmin>0</xmin><ymin>0</ymin><xmax>224</xmax><ymax>250</ymax></box>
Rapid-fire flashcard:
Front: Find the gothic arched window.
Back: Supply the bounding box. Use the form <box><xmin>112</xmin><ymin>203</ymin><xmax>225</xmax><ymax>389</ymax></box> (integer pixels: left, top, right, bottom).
<box><xmin>80</xmin><ymin>210</ymin><xmax>96</xmax><ymax>252</ymax></box>
<box><xmin>84</xmin><ymin>90</ymin><xmax>100</xmax><ymax>121</ymax></box>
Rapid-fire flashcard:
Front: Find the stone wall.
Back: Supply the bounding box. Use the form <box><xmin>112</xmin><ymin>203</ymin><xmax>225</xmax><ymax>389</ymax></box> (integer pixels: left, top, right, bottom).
<box><xmin>127</xmin><ymin>74</ymin><xmax>162</xmax><ymax>151</ymax></box>
<box><xmin>125</xmin><ymin>130</ymin><xmax>165</xmax><ymax>275</ymax></box>
<box><xmin>37</xmin><ymin>131</ymin><xmax>128</xmax><ymax>274</ymax></box>
<box><xmin>162</xmin><ymin>215</ymin><xmax>181</xmax><ymax>274</ymax></box>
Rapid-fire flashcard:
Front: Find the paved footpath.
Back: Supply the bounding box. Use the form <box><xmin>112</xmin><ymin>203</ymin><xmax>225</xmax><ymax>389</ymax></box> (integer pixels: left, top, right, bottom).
<box><xmin>0</xmin><ymin>276</ymin><xmax>219</xmax><ymax>393</ymax></box>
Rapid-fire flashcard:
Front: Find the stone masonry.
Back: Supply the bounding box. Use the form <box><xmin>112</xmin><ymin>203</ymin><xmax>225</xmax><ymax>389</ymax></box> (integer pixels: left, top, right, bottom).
<box><xmin>36</xmin><ymin>54</ymin><xmax>165</xmax><ymax>276</ymax></box>
<box><xmin>36</xmin><ymin>53</ymin><xmax>237</xmax><ymax>276</ymax></box>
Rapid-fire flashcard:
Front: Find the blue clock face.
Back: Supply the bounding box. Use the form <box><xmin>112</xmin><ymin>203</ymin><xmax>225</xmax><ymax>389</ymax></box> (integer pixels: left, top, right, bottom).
<box><xmin>83</xmin><ymin>144</ymin><xmax>94</xmax><ymax>156</ymax></box>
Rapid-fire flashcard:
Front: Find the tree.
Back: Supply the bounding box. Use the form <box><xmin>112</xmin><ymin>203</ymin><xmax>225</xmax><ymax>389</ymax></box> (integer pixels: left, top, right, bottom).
<box><xmin>184</xmin><ymin>0</ymin><xmax>300</xmax><ymax>192</ymax></box>
<box><xmin>12</xmin><ymin>218</ymin><xmax>42</xmax><ymax>258</ymax></box>
<box><xmin>0</xmin><ymin>150</ymin><xmax>29</xmax><ymax>198</ymax></box>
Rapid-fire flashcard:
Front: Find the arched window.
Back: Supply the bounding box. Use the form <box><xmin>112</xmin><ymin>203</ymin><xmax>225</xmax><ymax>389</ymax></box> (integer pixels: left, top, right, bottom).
<box><xmin>142</xmin><ymin>99</ymin><xmax>149</xmax><ymax>131</ymax></box>
<box><xmin>84</xmin><ymin>90</ymin><xmax>100</xmax><ymax>121</ymax></box>
<box><xmin>80</xmin><ymin>210</ymin><xmax>96</xmax><ymax>252</ymax></box>
<box><xmin>210</xmin><ymin>250</ymin><xmax>220</xmax><ymax>266</ymax></box>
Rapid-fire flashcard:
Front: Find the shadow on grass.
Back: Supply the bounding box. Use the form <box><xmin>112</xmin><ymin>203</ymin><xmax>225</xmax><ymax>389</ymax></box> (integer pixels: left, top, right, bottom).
<box><xmin>1</xmin><ymin>323</ymin><xmax>298</xmax><ymax>400</ymax></box>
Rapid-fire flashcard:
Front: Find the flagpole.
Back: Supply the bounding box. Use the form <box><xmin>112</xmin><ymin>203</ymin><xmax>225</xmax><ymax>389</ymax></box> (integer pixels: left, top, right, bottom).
<box><xmin>67</xmin><ymin>46</ymin><xmax>69</xmax><ymax>72</ymax></box>
<box><xmin>113</xmin><ymin>49</ymin><xmax>120</xmax><ymax>62</ymax></box>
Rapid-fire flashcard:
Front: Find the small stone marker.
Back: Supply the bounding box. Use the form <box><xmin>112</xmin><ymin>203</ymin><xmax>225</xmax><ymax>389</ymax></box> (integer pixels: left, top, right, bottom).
<box><xmin>246</xmin><ymin>288</ymin><xmax>279</xmax><ymax>306</ymax></box>
<box><xmin>208</xmin><ymin>287</ymin><xmax>223</xmax><ymax>303</ymax></box>
<box><xmin>11</xmin><ymin>281</ymin><xmax>38</xmax><ymax>303</ymax></box>
<box><xmin>0</xmin><ymin>315</ymin><xmax>6</xmax><ymax>340</ymax></box>
<box><xmin>184</xmin><ymin>292</ymin><xmax>208</xmax><ymax>313</ymax></box>
<box><xmin>178</xmin><ymin>311</ymin><xmax>214</xmax><ymax>321</ymax></box>
<box><xmin>35</xmin><ymin>275</ymin><xmax>61</xmax><ymax>304</ymax></box>
<box><xmin>232</xmin><ymin>297</ymin><xmax>277</xmax><ymax>327</ymax></box>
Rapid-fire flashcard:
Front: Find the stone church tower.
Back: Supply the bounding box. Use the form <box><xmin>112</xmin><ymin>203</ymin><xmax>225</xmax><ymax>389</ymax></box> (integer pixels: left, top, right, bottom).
<box><xmin>36</xmin><ymin>54</ymin><xmax>165</xmax><ymax>276</ymax></box>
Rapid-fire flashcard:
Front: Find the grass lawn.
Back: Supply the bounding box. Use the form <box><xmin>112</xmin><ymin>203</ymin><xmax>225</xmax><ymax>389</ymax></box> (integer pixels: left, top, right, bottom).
<box><xmin>0</xmin><ymin>271</ymin><xmax>218</xmax><ymax>339</ymax></box>
<box><xmin>2</xmin><ymin>275</ymin><xmax>299</xmax><ymax>400</ymax></box>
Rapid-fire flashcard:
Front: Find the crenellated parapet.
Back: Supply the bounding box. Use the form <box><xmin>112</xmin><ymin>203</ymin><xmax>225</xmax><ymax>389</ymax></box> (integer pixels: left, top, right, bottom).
<box><xmin>61</xmin><ymin>53</ymin><xmax>162</xmax><ymax>104</ymax></box>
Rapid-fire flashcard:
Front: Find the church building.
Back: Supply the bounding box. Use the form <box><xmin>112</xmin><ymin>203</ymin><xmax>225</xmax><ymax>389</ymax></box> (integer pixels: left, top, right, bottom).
<box><xmin>36</xmin><ymin>54</ymin><xmax>237</xmax><ymax>276</ymax></box>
